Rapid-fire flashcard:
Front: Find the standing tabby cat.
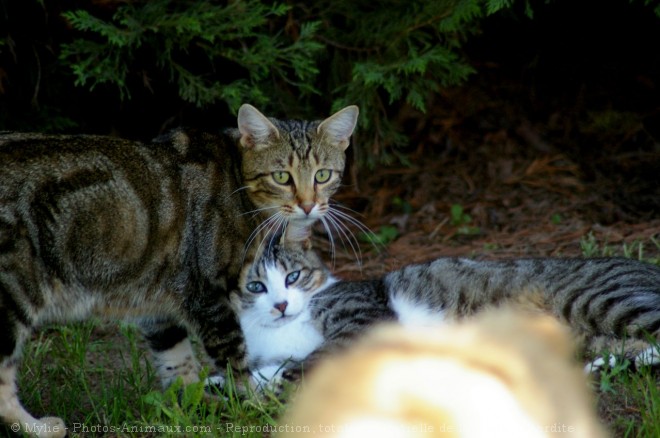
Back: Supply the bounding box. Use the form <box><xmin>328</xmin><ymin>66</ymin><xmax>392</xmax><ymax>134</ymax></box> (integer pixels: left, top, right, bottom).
<box><xmin>0</xmin><ymin>104</ymin><xmax>358</xmax><ymax>437</ymax></box>
<box><xmin>232</xmin><ymin>241</ymin><xmax>660</xmax><ymax>386</ymax></box>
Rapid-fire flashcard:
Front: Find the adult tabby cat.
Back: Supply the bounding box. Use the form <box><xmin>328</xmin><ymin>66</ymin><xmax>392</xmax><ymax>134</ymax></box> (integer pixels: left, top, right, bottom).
<box><xmin>0</xmin><ymin>104</ymin><xmax>358</xmax><ymax>437</ymax></box>
<box><xmin>232</xmin><ymin>241</ymin><xmax>660</xmax><ymax>386</ymax></box>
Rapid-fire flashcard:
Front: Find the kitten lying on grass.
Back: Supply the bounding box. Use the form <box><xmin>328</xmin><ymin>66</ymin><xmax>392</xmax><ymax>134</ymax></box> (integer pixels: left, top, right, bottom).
<box><xmin>231</xmin><ymin>240</ymin><xmax>660</xmax><ymax>389</ymax></box>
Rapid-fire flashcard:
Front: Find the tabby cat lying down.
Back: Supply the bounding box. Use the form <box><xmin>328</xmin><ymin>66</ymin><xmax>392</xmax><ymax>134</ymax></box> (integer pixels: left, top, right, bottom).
<box><xmin>281</xmin><ymin>310</ymin><xmax>609</xmax><ymax>437</ymax></box>
<box><xmin>231</xmin><ymin>241</ymin><xmax>660</xmax><ymax>387</ymax></box>
<box><xmin>0</xmin><ymin>104</ymin><xmax>358</xmax><ymax>437</ymax></box>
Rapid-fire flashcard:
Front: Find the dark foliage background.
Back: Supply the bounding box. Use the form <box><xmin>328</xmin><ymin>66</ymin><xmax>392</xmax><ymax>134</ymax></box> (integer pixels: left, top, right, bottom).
<box><xmin>1</xmin><ymin>0</ymin><xmax>659</xmax><ymax>214</ymax></box>
<box><xmin>1</xmin><ymin>2</ymin><xmax>658</xmax><ymax>136</ymax></box>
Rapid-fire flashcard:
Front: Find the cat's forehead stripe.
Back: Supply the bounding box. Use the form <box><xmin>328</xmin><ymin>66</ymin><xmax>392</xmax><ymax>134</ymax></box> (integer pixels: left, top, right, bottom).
<box><xmin>256</xmin><ymin>257</ymin><xmax>270</xmax><ymax>277</ymax></box>
<box><xmin>277</xmin><ymin>119</ymin><xmax>314</xmax><ymax>160</ymax></box>
<box><xmin>265</xmin><ymin>264</ymin><xmax>288</xmax><ymax>289</ymax></box>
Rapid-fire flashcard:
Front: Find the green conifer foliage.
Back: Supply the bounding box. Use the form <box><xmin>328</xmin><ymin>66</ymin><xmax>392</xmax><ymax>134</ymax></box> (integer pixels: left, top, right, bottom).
<box><xmin>58</xmin><ymin>0</ymin><xmax>524</xmax><ymax>164</ymax></box>
<box><xmin>60</xmin><ymin>0</ymin><xmax>323</xmax><ymax>111</ymax></box>
<box><xmin>7</xmin><ymin>0</ymin><xmax>660</xmax><ymax>164</ymax></box>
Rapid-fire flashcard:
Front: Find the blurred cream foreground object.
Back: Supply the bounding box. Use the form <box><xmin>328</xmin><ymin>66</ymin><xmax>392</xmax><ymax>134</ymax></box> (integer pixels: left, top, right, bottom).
<box><xmin>279</xmin><ymin>309</ymin><xmax>608</xmax><ymax>437</ymax></box>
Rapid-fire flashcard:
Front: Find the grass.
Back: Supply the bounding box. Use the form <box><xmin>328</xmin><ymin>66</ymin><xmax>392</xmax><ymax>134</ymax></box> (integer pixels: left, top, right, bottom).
<box><xmin>3</xmin><ymin>235</ymin><xmax>659</xmax><ymax>437</ymax></box>
<box><xmin>6</xmin><ymin>323</ymin><xmax>286</xmax><ymax>437</ymax></box>
<box><xmin>596</xmin><ymin>358</ymin><xmax>660</xmax><ymax>437</ymax></box>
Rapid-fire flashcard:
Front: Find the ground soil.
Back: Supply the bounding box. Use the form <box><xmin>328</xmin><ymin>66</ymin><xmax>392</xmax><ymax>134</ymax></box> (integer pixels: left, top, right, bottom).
<box><xmin>323</xmin><ymin>85</ymin><xmax>660</xmax><ymax>279</ymax></box>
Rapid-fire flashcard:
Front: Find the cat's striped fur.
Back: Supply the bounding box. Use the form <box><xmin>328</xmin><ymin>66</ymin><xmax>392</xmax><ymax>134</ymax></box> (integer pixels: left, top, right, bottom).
<box><xmin>233</xmin><ymin>242</ymin><xmax>660</xmax><ymax>385</ymax></box>
<box><xmin>0</xmin><ymin>104</ymin><xmax>358</xmax><ymax>437</ymax></box>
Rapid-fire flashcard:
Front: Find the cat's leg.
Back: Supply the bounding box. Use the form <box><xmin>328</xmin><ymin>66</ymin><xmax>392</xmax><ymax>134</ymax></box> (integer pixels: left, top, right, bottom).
<box><xmin>583</xmin><ymin>337</ymin><xmax>660</xmax><ymax>373</ymax></box>
<box><xmin>192</xmin><ymin>305</ymin><xmax>250</xmax><ymax>393</ymax></box>
<box><xmin>1</xmin><ymin>327</ymin><xmax>65</xmax><ymax>438</ymax></box>
<box><xmin>139</xmin><ymin>319</ymin><xmax>201</xmax><ymax>387</ymax></box>
<box><xmin>583</xmin><ymin>354</ymin><xmax>618</xmax><ymax>374</ymax></box>
<box><xmin>584</xmin><ymin>347</ymin><xmax>660</xmax><ymax>373</ymax></box>
<box><xmin>634</xmin><ymin>345</ymin><xmax>660</xmax><ymax>368</ymax></box>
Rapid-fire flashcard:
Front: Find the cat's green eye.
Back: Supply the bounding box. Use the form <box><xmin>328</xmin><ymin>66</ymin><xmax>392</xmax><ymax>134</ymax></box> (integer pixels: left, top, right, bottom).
<box><xmin>285</xmin><ymin>271</ymin><xmax>300</xmax><ymax>287</ymax></box>
<box><xmin>246</xmin><ymin>281</ymin><xmax>267</xmax><ymax>294</ymax></box>
<box><xmin>272</xmin><ymin>171</ymin><xmax>291</xmax><ymax>185</ymax></box>
<box><xmin>314</xmin><ymin>169</ymin><xmax>332</xmax><ymax>184</ymax></box>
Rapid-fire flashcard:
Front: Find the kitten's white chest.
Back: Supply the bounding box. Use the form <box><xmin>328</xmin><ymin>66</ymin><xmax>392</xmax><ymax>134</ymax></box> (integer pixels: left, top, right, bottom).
<box><xmin>241</xmin><ymin>309</ymin><xmax>324</xmax><ymax>365</ymax></box>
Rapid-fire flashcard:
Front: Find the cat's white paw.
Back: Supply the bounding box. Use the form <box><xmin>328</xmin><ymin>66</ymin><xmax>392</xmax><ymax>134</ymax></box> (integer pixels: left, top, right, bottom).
<box><xmin>584</xmin><ymin>354</ymin><xmax>618</xmax><ymax>374</ymax></box>
<box><xmin>250</xmin><ymin>365</ymin><xmax>285</xmax><ymax>392</ymax></box>
<box><xmin>204</xmin><ymin>374</ymin><xmax>226</xmax><ymax>388</ymax></box>
<box><xmin>202</xmin><ymin>374</ymin><xmax>229</xmax><ymax>402</ymax></box>
<box><xmin>203</xmin><ymin>374</ymin><xmax>228</xmax><ymax>394</ymax></box>
<box><xmin>34</xmin><ymin>417</ymin><xmax>66</xmax><ymax>438</ymax></box>
<box><xmin>634</xmin><ymin>346</ymin><xmax>660</xmax><ymax>368</ymax></box>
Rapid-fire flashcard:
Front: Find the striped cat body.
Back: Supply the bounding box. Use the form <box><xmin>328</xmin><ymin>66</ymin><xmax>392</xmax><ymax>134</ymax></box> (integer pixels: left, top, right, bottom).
<box><xmin>0</xmin><ymin>104</ymin><xmax>359</xmax><ymax>437</ymax></box>
<box><xmin>234</xmin><ymin>243</ymin><xmax>660</xmax><ymax>385</ymax></box>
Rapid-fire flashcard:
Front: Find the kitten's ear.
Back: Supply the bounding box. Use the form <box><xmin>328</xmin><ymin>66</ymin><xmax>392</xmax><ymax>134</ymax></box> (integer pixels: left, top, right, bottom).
<box><xmin>237</xmin><ymin>104</ymin><xmax>280</xmax><ymax>149</ymax></box>
<box><xmin>317</xmin><ymin>105</ymin><xmax>359</xmax><ymax>151</ymax></box>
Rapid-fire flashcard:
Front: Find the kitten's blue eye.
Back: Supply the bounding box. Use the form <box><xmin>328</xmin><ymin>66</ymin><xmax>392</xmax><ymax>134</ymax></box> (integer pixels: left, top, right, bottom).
<box><xmin>246</xmin><ymin>281</ymin><xmax>267</xmax><ymax>293</ymax></box>
<box><xmin>285</xmin><ymin>271</ymin><xmax>300</xmax><ymax>287</ymax></box>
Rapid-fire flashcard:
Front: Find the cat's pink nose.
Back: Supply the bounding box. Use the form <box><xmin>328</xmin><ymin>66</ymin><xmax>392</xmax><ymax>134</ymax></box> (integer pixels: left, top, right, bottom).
<box><xmin>300</xmin><ymin>203</ymin><xmax>314</xmax><ymax>215</ymax></box>
<box><xmin>274</xmin><ymin>301</ymin><xmax>288</xmax><ymax>314</ymax></box>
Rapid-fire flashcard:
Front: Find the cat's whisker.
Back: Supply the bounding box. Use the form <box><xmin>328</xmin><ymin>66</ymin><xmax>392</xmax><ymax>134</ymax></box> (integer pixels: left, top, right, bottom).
<box><xmin>253</xmin><ymin>214</ymin><xmax>287</xmax><ymax>262</ymax></box>
<box><xmin>243</xmin><ymin>215</ymin><xmax>276</xmax><ymax>252</ymax></box>
<box><xmin>329</xmin><ymin>201</ymin><xmax>368</xmax><ymax>218</ymax></box>
<box><xmin>325</xmin><ymin>212</ymin><xmax>363</xmax><ymax>267</ymax></box>
<box><xmin>242</xmin><ymin>213</ymin><xmax>282</xmax><ymax>262</ymax></box>
<box><xmin>323</xmin><ymin>213</ymin><xmax>354</xmax><ymax>257</ymax></box>
<box><xmin>280</xmin><ymin>219</ymin><xmax>290</xmax><ymax>244</ymax></box>
<box><xmin>329</xmin><ymin>207</ymin><xmax>366</xmax><ymax>237</ymax></box>
<box><xmin>238</xmin><ymin>205</ymin><xmax>280</xmax><ymax>218</ymax></box>
<box><xmin>266</xmin><ymin>216</ymin><xmax>287</xmax><ymax>252</ymax></box>
<box><xmin>329</xmin><ymin>207</ymin><xmax>383</xmax><ymax>253</ymax></box>
<box><xmin>328</xmin><ymin>207</ymin><xmax>375</xmax><ymax>236</ymax></box>
<box><xmin>255</xmin><ymin>214</ymin><xmax>282</xmax><ymax>247</ymax></box>
<box><xmin>224</xmin><ymin>185</ymin><xmax>251</xmax><ymax>200</ymax></box>
<box><xmin>243</xmin><ymin>313</ymin><xmax>264</xmax><ymax>333</ymax></box>
<box><xmin>319</xmin><ymin>218</ymin><xmax>337</xmax><ymax>269</ymax></box>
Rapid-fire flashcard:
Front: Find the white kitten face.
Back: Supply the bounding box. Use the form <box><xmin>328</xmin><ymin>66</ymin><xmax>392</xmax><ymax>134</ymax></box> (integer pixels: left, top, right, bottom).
<box><xmin>234</xmin><ymin>244</ymin><xmax>334</xmax><ymax>328</ymax></box>
<box><xmin>233</xmin><ymin>246</ymin><xmax>333</xmax><ymax>389</ymax></box>
<box><xmin>243</xmin><ymin>264</ymin><xmax>310</xmax><ymax>327</ymax></box>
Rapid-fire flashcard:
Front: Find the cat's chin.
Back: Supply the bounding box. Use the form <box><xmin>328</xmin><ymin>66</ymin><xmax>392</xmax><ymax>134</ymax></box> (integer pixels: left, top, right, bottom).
<box><xmin>284</xmin><ymin>221</ymin><xmax>314</xmax><ymax>242</ymax></box>
<box><xmin>265</xmin><ymin>314</ymin><xmax>300</xmax><ymax>327</ymax></box>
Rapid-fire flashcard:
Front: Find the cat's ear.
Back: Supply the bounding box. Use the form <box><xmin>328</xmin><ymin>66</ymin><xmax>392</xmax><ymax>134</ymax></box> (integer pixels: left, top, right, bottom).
<box><xmin>317</xmin><ymin>105</ymin><xmax>359</xmax><ymax>151</ymax></box>
<box><xmin>237</xmin><ymin>104</ymin><xmax>280</xmax><ymax>149</ymax></box>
